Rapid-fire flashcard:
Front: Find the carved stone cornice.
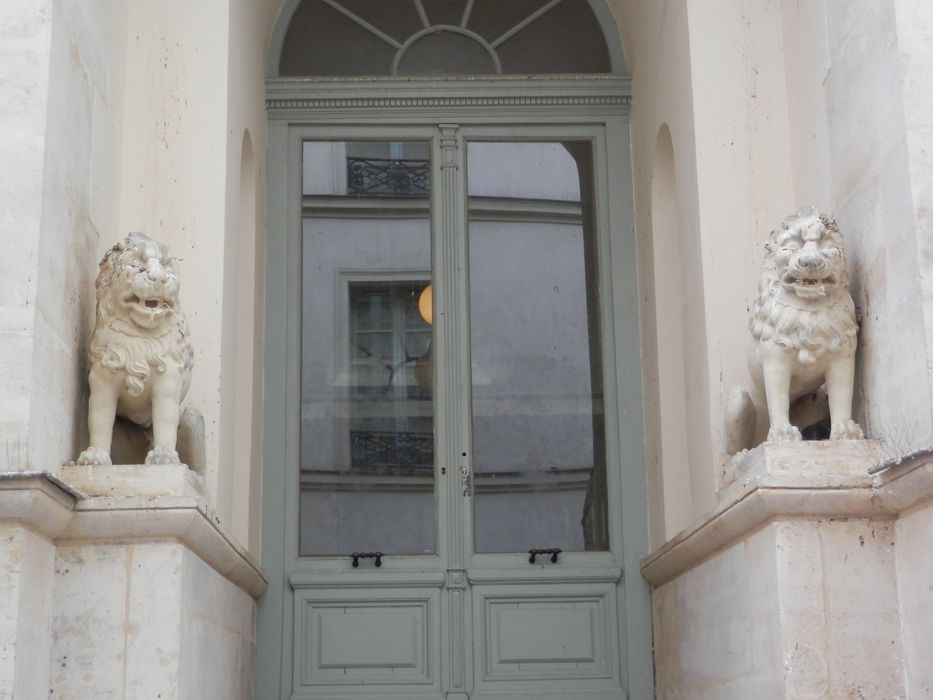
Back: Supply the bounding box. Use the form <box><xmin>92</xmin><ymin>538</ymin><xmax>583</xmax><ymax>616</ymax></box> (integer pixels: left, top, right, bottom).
<box><xmin>0</xmin><ymin>470</ymin><xmax>267</xmax><ymax>598</ymax></box>
<box><xmin>641</xmin><ymin>442</ymin><xmax>933</xmax><ymax>587</ymax></box>
<box><xmin>266</xmin><ymin>77</ymin><xmax>632</xmax><ymax>119</ymax></box>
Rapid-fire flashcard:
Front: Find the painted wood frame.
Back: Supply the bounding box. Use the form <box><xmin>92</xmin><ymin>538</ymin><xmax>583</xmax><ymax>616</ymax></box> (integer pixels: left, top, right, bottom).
<box><xmin>258</xmin><ymin>76</ymin><xmax>651</xmax><ymax>700</ymax></box>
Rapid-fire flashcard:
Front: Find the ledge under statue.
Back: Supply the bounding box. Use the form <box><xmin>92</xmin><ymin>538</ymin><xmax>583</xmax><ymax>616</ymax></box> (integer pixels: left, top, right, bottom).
<box><xmin>75</xmin><ymin>232</ymin><xmax>196</xmax><ymax>467</ymax></box>
<box><xmin>726</xmin><ymin>207</ymin><xmax>864</xmax><ymax>455</ymax></box>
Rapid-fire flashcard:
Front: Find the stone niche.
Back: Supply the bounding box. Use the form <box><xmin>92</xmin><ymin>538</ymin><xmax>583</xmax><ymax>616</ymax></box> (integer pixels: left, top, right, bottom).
<box><xmin>643</xmin><ymin>441</ymin><xmax>933</xmax><ymax>699</ymax></box>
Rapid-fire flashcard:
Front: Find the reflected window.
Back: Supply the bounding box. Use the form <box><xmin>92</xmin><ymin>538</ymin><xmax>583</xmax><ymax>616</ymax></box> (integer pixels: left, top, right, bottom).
<box><xmin>348</xmin><ymin>280</ymin><xmax>433</xmax><ymax>475</ymax></box>
<box><xmin>300</xmin><ymin>141</ymin><xmax>434</xmax><ymax>557</ymax></box>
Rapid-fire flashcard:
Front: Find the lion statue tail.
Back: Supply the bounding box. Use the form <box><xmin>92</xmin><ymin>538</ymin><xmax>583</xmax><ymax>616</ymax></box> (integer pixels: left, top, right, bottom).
<box><xmin>725</xmin><ymin>386</ymin><xmax>756</xmax><ymax>455</ymax></box>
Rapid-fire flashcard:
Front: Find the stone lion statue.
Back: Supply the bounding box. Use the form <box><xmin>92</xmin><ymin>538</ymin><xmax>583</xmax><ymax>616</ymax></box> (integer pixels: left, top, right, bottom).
<box><xmin>725</xmin><ymin>207</ymin><xmax>863</xmax><ymax>454</ymax></box>
<box><xmin>76</xmin><ymin>233</ymin><xmax>194</xmax><ymax>466</ymax></box>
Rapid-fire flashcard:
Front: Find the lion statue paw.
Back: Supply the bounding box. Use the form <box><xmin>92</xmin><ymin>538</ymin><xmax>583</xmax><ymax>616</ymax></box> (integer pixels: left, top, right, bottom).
<box><xmin>76</xmin><ymin>447</ymin><xmax>113</xmax><ymax>466</ymax></box>
<box><xmin>145</xmin><ymin>447</ymin><xmax>181</xmax><ymax>465</ymax></box>
<box><xmin>725</xmin><ymin>208</ymin><xmax>863</xmax><ymax>453</ymax></box>
<box><xmin>73</xmin><ymin>232</ymin><xmax>194</xmax><ymax>467</ymax></box>
<box><xmin>767</xmin><ymin>423</ymin><xmax>802</xmax><ymax>443</ymax></box>
<box><xmin>830</xmin><ymin>419</ymin><xmax>864</xmax><ymax>441</ymax></box>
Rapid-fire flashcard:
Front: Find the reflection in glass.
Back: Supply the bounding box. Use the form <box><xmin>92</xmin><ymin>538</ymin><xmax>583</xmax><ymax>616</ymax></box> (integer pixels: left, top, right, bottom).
<box><xmin>300</xmin><ymin>141</ymin><xmax>434</xmax><ymax>556</ymax></box>
<box><xmin>468</xmin><ymin>141</ymin><xmax>608</xmax><ymax>553</ymax></box>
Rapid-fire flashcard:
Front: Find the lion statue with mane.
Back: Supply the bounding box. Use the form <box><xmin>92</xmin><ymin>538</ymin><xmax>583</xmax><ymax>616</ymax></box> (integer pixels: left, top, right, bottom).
<box><xmin>76</xmin><ymin>232</ymin><xmax>194</xmax><ymax>466</ymax></box>
<box><xmin>725</xmin><ymin>207</ymin><xmax>863</xmax><ymax>454</ymax></box>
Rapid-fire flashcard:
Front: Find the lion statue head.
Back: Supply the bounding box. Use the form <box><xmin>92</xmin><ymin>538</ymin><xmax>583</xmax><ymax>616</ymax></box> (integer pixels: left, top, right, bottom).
<box><xmin>91</xmin><ymin>232</ymin><xmax>193</xmax><ymax>399</ymax></box>
<box><xmin>750</xmin><ymin>207</ymin><xmax>857</xmax><ymax>365</ymax></box>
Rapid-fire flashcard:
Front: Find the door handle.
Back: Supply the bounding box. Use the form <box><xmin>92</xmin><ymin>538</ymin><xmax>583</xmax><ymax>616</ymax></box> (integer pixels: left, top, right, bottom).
<box><xmin>351</xmin><ymin>552</ymin><xmax>383</xmax><ymax>568</ymax></box>
<box><xmin>528</xmin><ymin>548</ymin><xmax>562</xmax><ymax>564</ymax></box>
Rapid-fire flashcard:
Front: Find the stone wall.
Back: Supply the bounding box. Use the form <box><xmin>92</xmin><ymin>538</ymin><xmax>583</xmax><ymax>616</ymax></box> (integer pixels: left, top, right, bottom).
<box><xmin>644</xmin><ymin>444</ymin><xmax>931</xmax><ymax>700</ymax></box>
<box><xmin>610</xmin><ymin>0</ymin><xmax>718</xmax><ymax>547</ymax></box>
<box><xmin>51</xmin><ymin>543</ymin><xmax>256</xmax><ymax>699</ymax></box>
<box><xmin>0</xmin><ymin>472</ymin><xmax>264</xmax><ymax>700</ymax></box>
<box><xmin>614</xmin><ymin>0</ymin><xmax>933</xmax><ymax>549</ymax></box>
<box><xmin>824</xmin><ymin>0</ymin><xmax>933</xmax><ymax>450</ymax></box>
<box><xmin>0</xmin><ymin>0</ymin><xmax>53</xmax><ymax>470</ymax></box>
<box><xmin>652</xmin><ymin>519</ymin><xmax>907</xmax><ymax>699</ymax></box>
<box><xmin>0</xmin><ymin>524</ymin><xmax>56</xmax><ymax>700</ymax></box>
<box><xmin>0</xmin><ymin>0</ymin><xmax>277</xmax><ymax>552</ymax></box>
<box><xmin>895</xmin><ymin>501</ymin><xmax>933</xmax><ymax>698</ymax></box>
<box><xmin>0</xmin><ymin>0</ymin><xmax>120</xmax><ymax>472</ymax></box>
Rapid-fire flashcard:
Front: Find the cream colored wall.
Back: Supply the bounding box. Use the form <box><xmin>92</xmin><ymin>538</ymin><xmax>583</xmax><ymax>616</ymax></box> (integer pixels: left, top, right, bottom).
<box><xmin>0</xmin><ymin>0</ymin><xmax>118</xmax><ymax>472</ymax></box>
<box><xmin>822</xmin><ymin>0</ymin><xmax>933</xmax><ymax>451</ymax></box>
<box><xmin>644</xmin><ymin>124</ymin><xmax>695</xmax><ymax>548</ymax></box>
<box><xmin>0</xmin><ymin>0</ymin><xmax>53</xmax><ymax>471</ymax></box>
<box><xmin>896</xmin><ymin>501</ymin><xmax>933</xmax><ymax>697</ymax></box>
<box><xmin>0</xmin><ymin>525</ymin><xmax>56</xmax><ymax>698</ymax></box>
<box><xmin>85</xmin><ymin>0</ymin><xmax>279</xmax><ymax>549</ymax></box>
<box><xmin>105</xmin><ymin>0</ymin><xmax>232</xmax><ymax>526</ymax></box>
<box><xmin>611</xmin><ymin>0</ymin><xmax>803</xmax><ymax>544</ymax></box>
<box><xmin>613</xmin><ymin>0</ymin><xmax>933</xmax><ymax>549</ymax></box>
<box><xmin>609</xmin><ymin>0</ymin><xmax>716</xmax><ymax>549</ymax></box>
<box><xmin>686</xmin><ymin>0</ymin><xmax>798</xmax><ymax>458</ymax></box>
<box><xmin>222</xmin><ymin>0</ymin><xmax>280</xmax><ymax>553</ymax></box>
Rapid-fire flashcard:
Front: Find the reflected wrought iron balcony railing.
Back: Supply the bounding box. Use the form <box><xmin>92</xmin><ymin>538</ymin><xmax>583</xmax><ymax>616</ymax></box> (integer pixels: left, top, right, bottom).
<box><xmin>350</xmin><ymin>429</ymin><xmax>433</xmax><ymax>475</ymax></box>
<box><xmin>346</xmin><ymin>157</ymin><xmax>429</xmax><ymax>197</ymax></box>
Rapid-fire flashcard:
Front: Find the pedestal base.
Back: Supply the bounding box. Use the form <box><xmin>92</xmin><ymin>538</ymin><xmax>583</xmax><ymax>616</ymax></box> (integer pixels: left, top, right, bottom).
<box><xmin>61</xmin><ymin>462</ymin><xmax>207</xmax><ymax>499</ymax></box>
<box><xmin>0</xmin><ymin>471</ymin><xmax>266</xmax><ymax>700</ymax></box>
<box><xmin>643</xmin><ymin>442</ymin><xmax>933</xmax><ymax>699</ymax></box>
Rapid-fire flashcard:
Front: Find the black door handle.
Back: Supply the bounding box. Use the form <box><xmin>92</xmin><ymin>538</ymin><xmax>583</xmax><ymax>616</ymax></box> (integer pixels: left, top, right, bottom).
<box><xmin>351</xmin><ymin>552</ymin><xmax>383</xmax><ymax>568</ymax></box>
<box><xmin>528</xmin><ymin>548</ymin><xmax>561</xmax><ymax>564</ymax></box>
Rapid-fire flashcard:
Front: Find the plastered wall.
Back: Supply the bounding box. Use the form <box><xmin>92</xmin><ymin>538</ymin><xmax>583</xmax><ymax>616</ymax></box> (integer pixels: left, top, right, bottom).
<box><xmin>609</xmin><ymin>0</ymin><xmax>717</xmax><ymax>549</ymax></box>
<box><xmin>0</xmin><ymin>0</ymin><xmax>112</xmax><ymax>471</ymax></box>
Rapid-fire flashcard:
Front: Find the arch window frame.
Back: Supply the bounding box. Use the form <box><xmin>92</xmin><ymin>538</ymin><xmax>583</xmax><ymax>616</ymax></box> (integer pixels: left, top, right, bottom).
<box><xmin>267</xmin><ymin>0</ymin><xmax>628</xmax><ymax>78</ymax></box>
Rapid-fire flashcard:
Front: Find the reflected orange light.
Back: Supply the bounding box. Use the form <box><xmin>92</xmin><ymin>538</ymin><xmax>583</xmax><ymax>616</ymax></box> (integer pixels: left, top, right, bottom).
<box><xmin>418</xmin><ymin>283</ymin><xmax>433</xmax><ymax>325</ymax></box>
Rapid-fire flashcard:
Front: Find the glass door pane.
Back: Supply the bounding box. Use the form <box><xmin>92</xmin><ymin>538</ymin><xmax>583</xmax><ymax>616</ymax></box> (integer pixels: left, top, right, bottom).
<box><xmin>300</xmin><ymin>140</ymin><xmax>435</xmax><ymax>556</ymax></box>
<box><xmin>467</xmin><ymin>141</ymin><xmax>608</xmax><ymax>553</ymax></box>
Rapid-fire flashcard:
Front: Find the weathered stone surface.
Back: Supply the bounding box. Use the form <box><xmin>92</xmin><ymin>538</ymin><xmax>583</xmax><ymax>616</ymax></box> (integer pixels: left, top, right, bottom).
<box><xmin>61</xmin><ymin>463</ymin><xmax>207</xmax><ymax>499</ymax></box>
<box><xmin>725</xmin><ymin>209</ymin><xmax>863</xmax><ymax>453</ymax></box>
<box><xmin>895</xmin><ymin>501</ymin><xmax>933</xmax><ymax>699</ymax></box>
<box><xmin>0</xmin><ymin>524</ymin><xmax>55</xmax><ymax>700</ymax></box>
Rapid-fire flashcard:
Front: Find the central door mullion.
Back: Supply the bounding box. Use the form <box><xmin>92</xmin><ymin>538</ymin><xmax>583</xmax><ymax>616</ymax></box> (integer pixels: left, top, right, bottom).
<box><xmin>435</xmin><ymin>123</ymin><xmax>474</xmax><ymax>566</ymax></box>
<box><xmin>432</xmin><ymin>123</ymin><xmax>474</xmax><ymax>698</ymax></box>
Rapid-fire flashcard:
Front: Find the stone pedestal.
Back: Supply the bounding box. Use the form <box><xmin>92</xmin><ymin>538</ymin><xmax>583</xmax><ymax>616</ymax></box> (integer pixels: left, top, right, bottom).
<box><xmin>0</xmin><ymin>467</ymin><xmax>266</xmax><ymax>700</ymax></box>
<box><xmin>0</xmin><ymin>473</ymin><xmax>76</xmax><ymax>699</ymax></box>
<box><xmin>61</xmin><ymin>462</ymin><xmax>208</xmax><ymax>499</ymax></box>
<box><xmin>643</xmin><ymin>442</ymin><xmax>933</xmax><ymax>699</ymax></box>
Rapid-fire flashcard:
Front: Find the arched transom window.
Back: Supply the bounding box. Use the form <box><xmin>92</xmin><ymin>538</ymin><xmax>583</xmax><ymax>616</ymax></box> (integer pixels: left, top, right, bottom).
<box><xmin>278</xmin><ymin>0</ymin><xmax>613</xmax><ymax>76</ymax></box>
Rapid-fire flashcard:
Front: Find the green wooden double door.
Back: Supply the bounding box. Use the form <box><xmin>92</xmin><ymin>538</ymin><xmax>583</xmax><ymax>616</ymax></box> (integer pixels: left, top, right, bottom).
<box><xmin>259</xmin><ymin>79</ymin><xmax>651</xmax><ymax>700</ymax></box>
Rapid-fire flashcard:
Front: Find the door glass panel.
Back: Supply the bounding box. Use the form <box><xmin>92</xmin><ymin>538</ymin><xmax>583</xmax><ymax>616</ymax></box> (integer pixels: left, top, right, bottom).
<box><xmin>468</xmin><ymin>141</ymin><xmax>608</xmax><ymax>553</ymax></box>
<box><xmin>300</xmin><ymin>140</ymin><xmax>434</xmax><ymax>556</ymax></box>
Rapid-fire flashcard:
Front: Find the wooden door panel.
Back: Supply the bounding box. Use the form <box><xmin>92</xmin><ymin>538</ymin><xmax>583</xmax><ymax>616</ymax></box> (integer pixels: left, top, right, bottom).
<box><xmin>472</xmin><ymin>582</ymin><xmax>622</xmax><ymax>694</ymax></box>
<box><xmin>293</xmin><ymin>586</ymin><xmax>441</xmax><ymax>694</ymax></box>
